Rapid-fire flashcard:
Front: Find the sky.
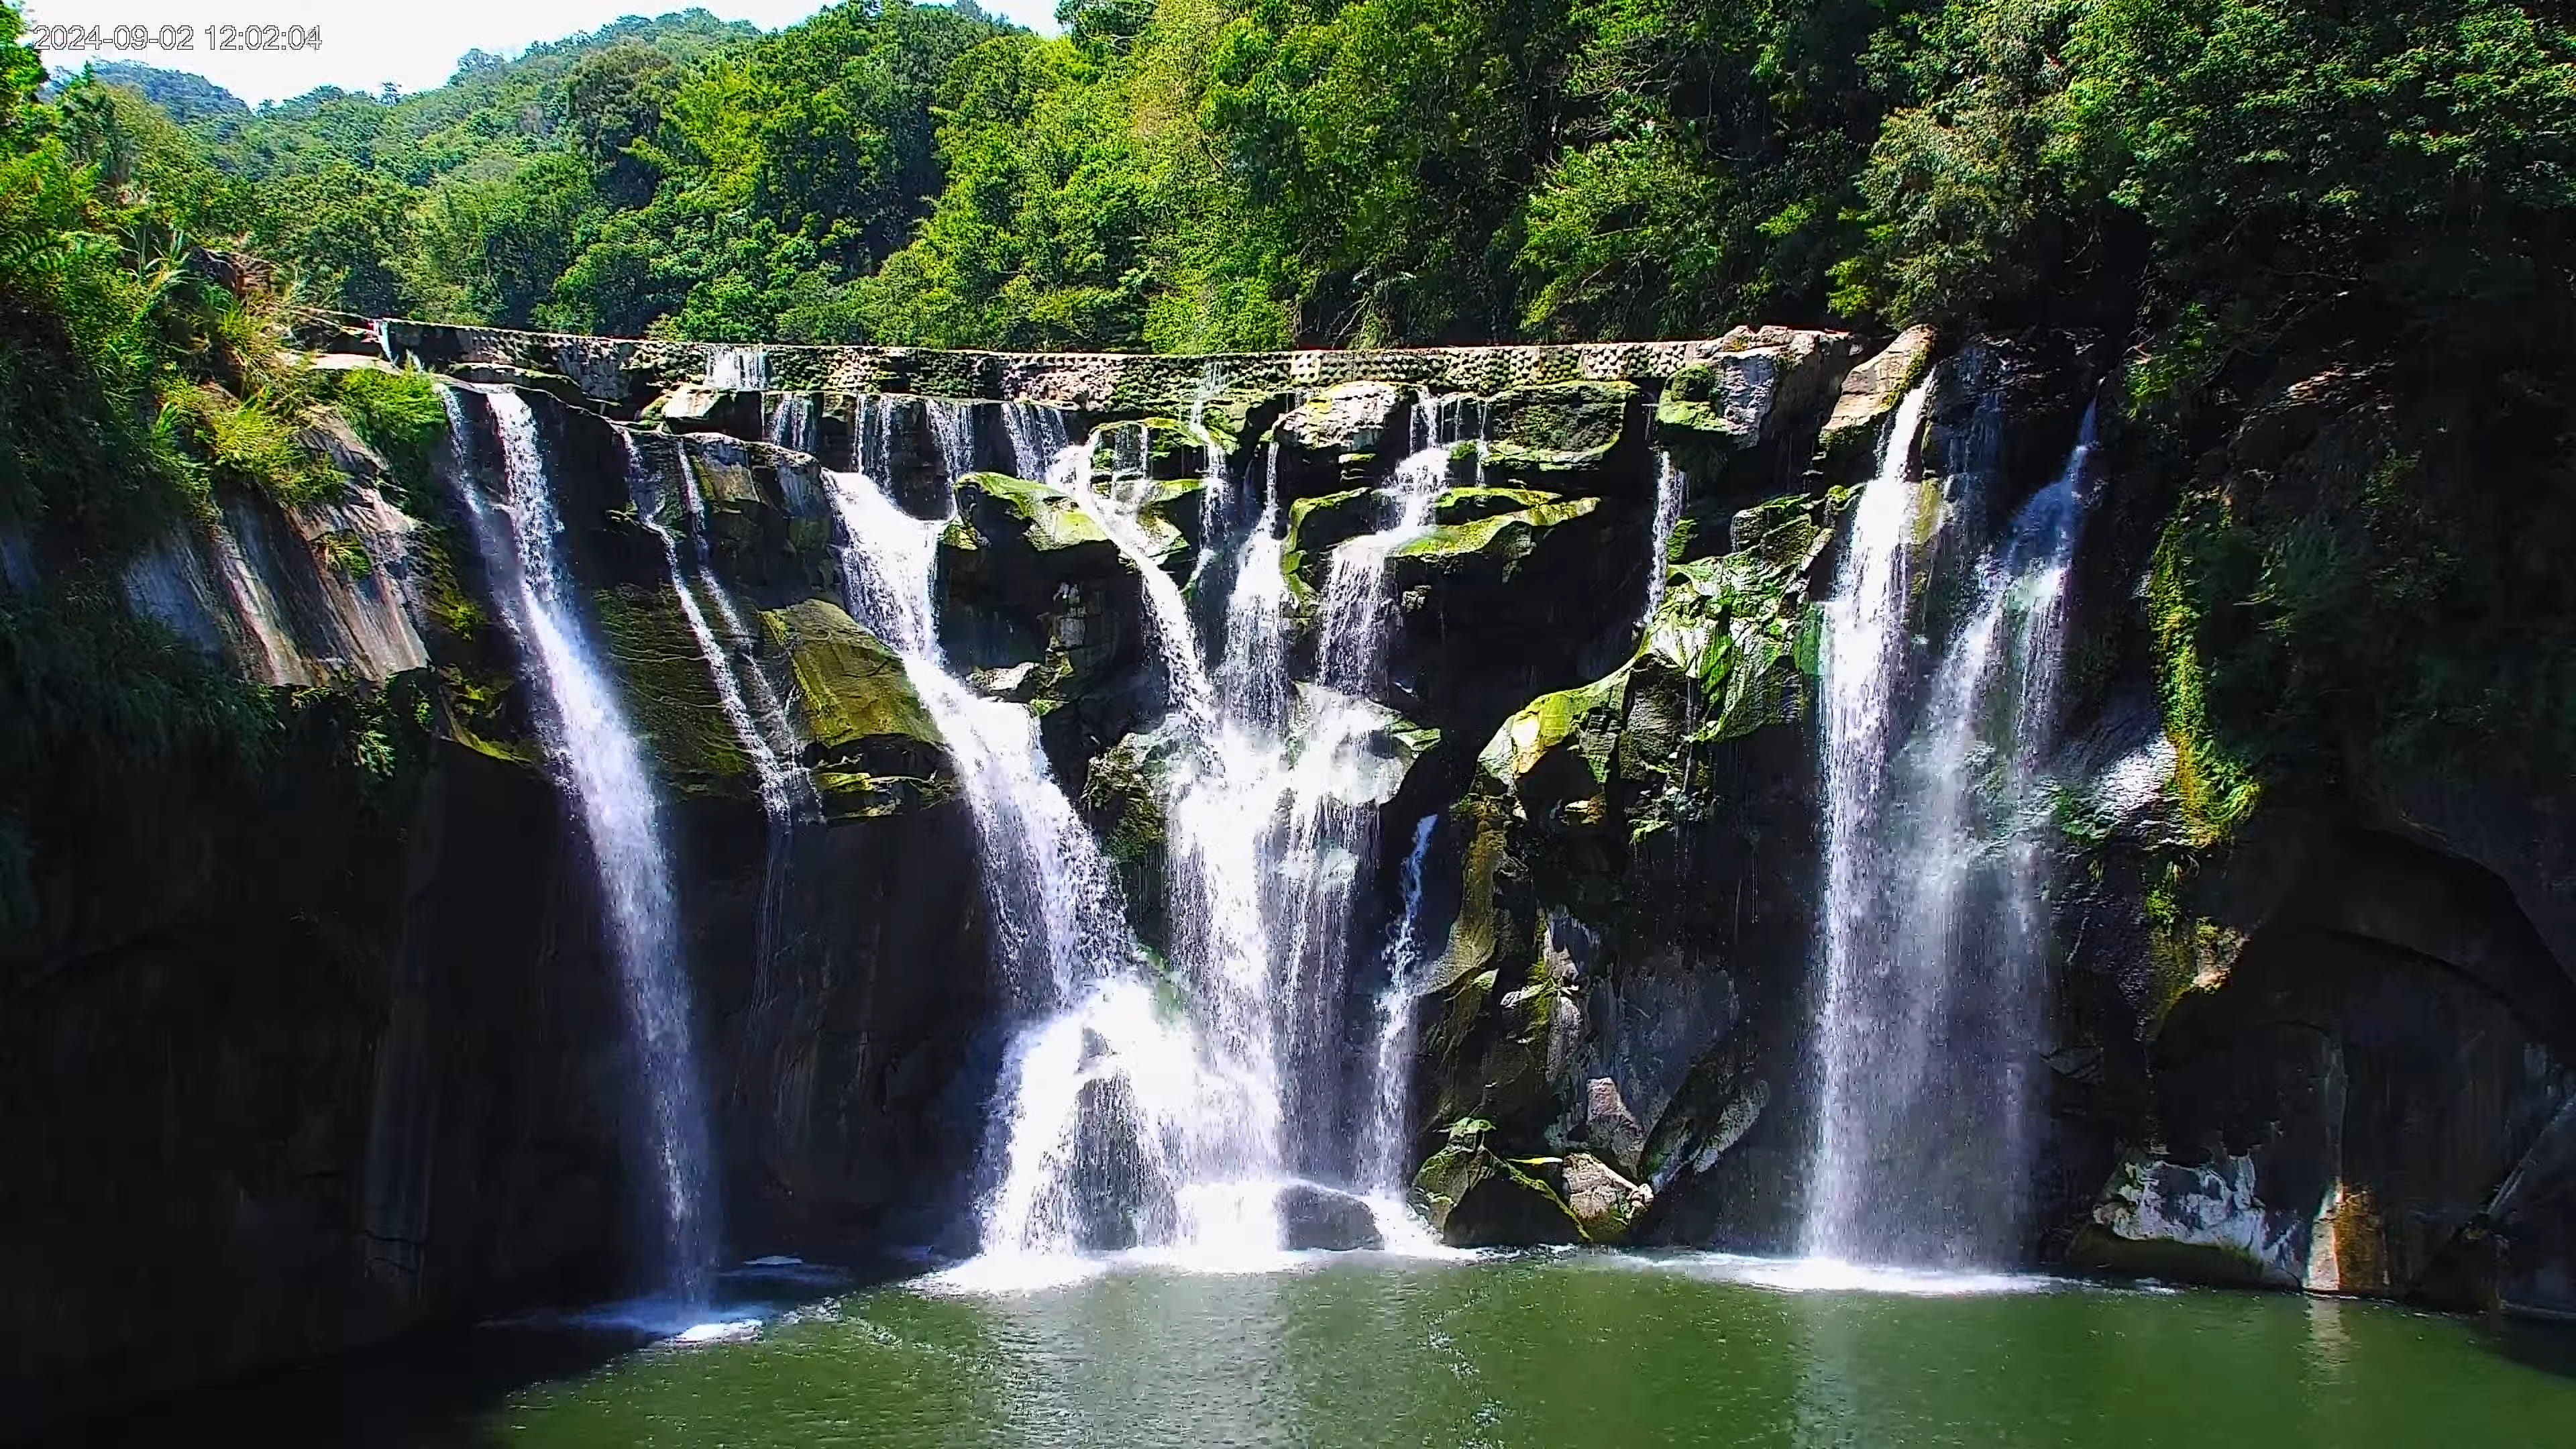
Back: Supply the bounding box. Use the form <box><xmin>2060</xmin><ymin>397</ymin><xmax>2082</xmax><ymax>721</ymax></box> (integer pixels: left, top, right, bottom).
<box><xmin>26</xmin><ymin>0</ymin><xmax>1058</xmax><ymax>105</ymax></box>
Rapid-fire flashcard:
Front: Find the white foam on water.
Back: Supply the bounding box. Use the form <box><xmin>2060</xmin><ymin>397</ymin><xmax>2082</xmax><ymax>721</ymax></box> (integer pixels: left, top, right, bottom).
<box><xmin>1623</xmin><ymin>1253</ymin><xmax>2060</xmax><ymax>1298</ymax></box>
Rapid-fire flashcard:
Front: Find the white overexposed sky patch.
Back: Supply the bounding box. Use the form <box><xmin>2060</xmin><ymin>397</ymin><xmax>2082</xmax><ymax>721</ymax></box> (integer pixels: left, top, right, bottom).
<box><xmin>26</xmin><ymin>0</ymin><xmax>1059</xmax><ymax>107</ymax></box>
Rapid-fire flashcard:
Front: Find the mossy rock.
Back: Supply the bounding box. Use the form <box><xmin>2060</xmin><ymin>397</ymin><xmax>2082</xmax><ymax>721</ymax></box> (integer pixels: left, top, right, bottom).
<box><xmin>1438</xmin><ymin>1150</ymin><xmax>1587</xmax><ymax>1247</ymax></box>
<box><xmin>1654</xmin><ymin>362</ymin><xmax>1760</xmax><ymax>445</ymax></box>
<box><xmin>1654</xmin><ymin>354</ymin><xmax>1807</xmax><ymax>447</ymax></box>
<box><xmin>1816</xmin><ymin>326</ymin><xmax>1937</xmax><ymax>484</ymax></box>
<box><xmin>762</xmin><ymin>598</ymin><xmax>950</xmax><ymax>817</ymax></box>
<box><xmin>1283</xmin><ymin>486</ymin><xmax>1382</xmax><ymax>588</ymax></box>
<box><xmin>1557</xmin><ymin>1152</ymin><xmax>1653</xmax><ymax>1242</ymax></box>
<box><xmin>1432</xmin><ymin>486</ymin><xmax>1560</xmax><ymax>525</ymax></box>
<box><xmin>1197</xmin><ymin>383</ymin><xmax>1291</xmax><ymax>455</ymax></box>
<box><xmin>649</xmin><ymin>383</ymin><xmax>764</xmax><ymax>439</ymax></box>
<box><xmin>591</xmin><ymin>581</ymin><xmax>753</xmax><ymax>795</ymax></box>
<box><xmin>1133</xmin><ymin>475</ymin><xmax>1206</xmax><ymax>563</ymax></box>
<box><xmin>1388</xmin><ymin>497</ymin><xmax>1601</xmax><ymax>576</ymax></box>
<box><xmin>1277</xmin><ymin>381</ymin><xmax>1405</xmax><ymax>456</ymax></box>
<box><xmin>1479</xmin><ymin>667</ymin><xmax>1631</xmax><ymax>827</ymax></box>
<box><xmin>1089</xmin><ymin>417</ymin><xmax>1208</xmax><ymax>486</ymax></box>
<box><xmin>1081</xmin><ymin>729</ymin><xmax>1179</xmax><ymax>949</ymax></box>
<box><xmin>1627</xmin><ymin>493</ymin><xmax>1831</xmax><ymax>751</ymax></box>
<box><xmin>1415</xmin><ymin>1117</ymin><xmax>1592</xmax><ymax>1245</ymax></box>
<box><xmin>955</xmin><ymin>470</ymin><xmax>1116</xmax><ymax>555</ymax></box>
<box><xmin>1424</xmin><ymin>797</ymin><xmax>1518</xmax><ymax>996</ymax></box>
<box><xmin>1481</xmin><ymin>381</ymin><xmax>1635</xmax><ymax>474</ymax></box>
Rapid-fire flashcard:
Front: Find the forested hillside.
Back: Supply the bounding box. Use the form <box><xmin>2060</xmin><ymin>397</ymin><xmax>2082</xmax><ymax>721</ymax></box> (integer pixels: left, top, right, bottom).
<box><xmin>51</xmin><ymin>1</ymin><xmax>2572</xmax><ymax>356</ymax></box>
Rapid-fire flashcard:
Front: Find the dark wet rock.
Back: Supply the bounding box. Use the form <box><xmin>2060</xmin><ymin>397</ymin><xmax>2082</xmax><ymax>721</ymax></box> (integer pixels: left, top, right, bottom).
<box><xmin>1279</xmin><ymin>1183</ymin><xmax>1385</xmax><ymax>1250</ymax></box>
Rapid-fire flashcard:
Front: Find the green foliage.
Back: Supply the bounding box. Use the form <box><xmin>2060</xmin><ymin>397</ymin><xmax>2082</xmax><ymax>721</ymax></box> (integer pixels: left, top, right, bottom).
<box><xmin>1522</xmin><ymin>0</ymin><xmax>1909</xmax><ymax>338</ymax></box>
<box><xmin>1205</xmin><ymin>0</ymin><xmax>1582</xmax><ymax>343</ymax></box>
<box><xmin>323</xmin><ymin>366</ymin><xmax>446</xmax><ymax>496</ymax></box>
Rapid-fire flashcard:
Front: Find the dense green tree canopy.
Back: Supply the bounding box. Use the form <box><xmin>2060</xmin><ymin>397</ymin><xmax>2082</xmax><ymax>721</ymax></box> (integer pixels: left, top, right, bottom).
<box><xmin>46</xmin><ymin>0</ymin><xmax>2569</xmax><ymax>371</ymax></box>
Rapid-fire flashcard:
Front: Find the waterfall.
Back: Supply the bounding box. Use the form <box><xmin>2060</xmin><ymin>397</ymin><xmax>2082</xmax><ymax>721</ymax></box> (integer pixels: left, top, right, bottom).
<box><xmin>923</xmin><ymin>398</ymin><xmax>979</xmax><ymax>480</ymax></box>
<box><xmin>1642</xmin><ymin>449</ymin><xmax>1685</xmax><ymax>623</ymax></box>
<box><xmin>851</xmin><ymin>386</ymin><xmax>1483</xmax><ymax>1269</ymax></box>
<box><xmin>1267</xmin><ymin>402</ymin><xmax>1455</xmax><ymax>1175</ymax></box>
<box><xmin>1805</xmin><ymin>382</ymin><xmax>2097</xmax><ymax>1269</ymax></box>
<box><xmin>1006</xmin><ymin>394</ymin><xmax>1477</xmax><ymax>1248</ymax></box>
<box><xmin>822</xmin><ymin>422</ymin><xmax>1265</xmax><ymax>1266</ymax></box>
<box><xmin>620</xmin><ymin>433</ymin><xmax>804</xmax><ymax>822</ymax></box>
<box><xmin>442</xmin><ymin>387</ymin><xmax>716</xmax><ymax>1301</ymax></box>
<box><xmin>704</xmin><ymin>345</ymin><xmax>767</xmax><ymax>392</ymax></box>
<box><xmin>765</xmin><ymin>392</ymin><xmax>816</xmax><ymax>456</ymax></box>
<box><xmin>819</xmin><ymin>464</ymin><xmax>1129</xmax><ymax>1008</ymax></box>
<box><xmin>1360</xmin><ymin>814</ymin><xmax>1439</xmax><ymax>1196</ymax></box>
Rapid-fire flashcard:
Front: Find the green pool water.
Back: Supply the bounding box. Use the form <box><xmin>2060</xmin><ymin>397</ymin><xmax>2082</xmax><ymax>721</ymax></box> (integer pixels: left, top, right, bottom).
<box><xmin>441</xmin><ymin>1251</ymin><xmax>2575</xmax><ymax>1447</ymax></box>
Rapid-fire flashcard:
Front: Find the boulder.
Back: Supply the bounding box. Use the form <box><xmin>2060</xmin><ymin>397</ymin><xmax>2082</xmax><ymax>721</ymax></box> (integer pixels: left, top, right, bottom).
<box><xmin>1279</xmin><ymin>382</ymin><xmax>1406</xmax><ymax>456</ymax></box>
<box><xmin>593</xmin><ymin>584</ymin><xmax>762</xmax><ymax>796</ymax></box>
<box><xmin>762</xmin><ymin>600</ymin><xmax>950</xmax><ymax>818</ymax></box>
<box><xmin>1274</xmin><ymin>383</ymin><xmax>1415</xmax><ymax>504</ymax></box>
<box><xmin>1432</xmin><ymin>486</ymin><xmax>1561</xmax><ymax>525</ymax></box>
<box><xmin>1278</xmin><ymin>1183</ymin><xmax>1385</xmax><ymax>1250</ymax></box>
<box><xmin>1480</xmin><ymin>382</ymin><xmax>1639</xmax><ymax>487</ymax></box>
<box><xmin>1415</xmin><ymin>1128</ymin><xmax>1587</xmax><ymax>1248</ymax></box>
<box><xmin>1283</xmin><ymin>487</ymin><xmax>1385</xmax><ymax>591</ymax></box>
<box><xmin>1654</xmin><ymin>327</ymin><xmax>1857</xmax><ymax>451</ymax></box>
<box><xmin>953</xmin><ymin>470</ymin><xmax>1119</xmax><ymax>559</ymax></box>
<box><xmin>1081</xmin><ymin>729</ymin><xmax>1181</xmax><ymax>951</ymax></box>
<box><xmin>652</xmin><ymin>382</ymin><xmax>765</xmax><ymax>441</ymax></box>
<box><xmin>1580</xmin><ymin>1078</ymin><xmax>1648</xmax><ymax>1178</ymax></box>
<box><xmin>1388</xmin><ymin>497</ymin><xmax>1602</xmax><ymax>578</ymax></box>
<box><xmin>1815</xmin><ymin>325</ymin><xmax>1937</xmax><ymax>484</ymax></box>
<box><xmin>1559</xmin><ymin>1152</ymin><xmax>1653</xmax><ymax>1242</ymax></box>
<box><xmin>1479</xmin><ymin>668</ymin><xmax>1629</xmax><ymax>828</ymax></box>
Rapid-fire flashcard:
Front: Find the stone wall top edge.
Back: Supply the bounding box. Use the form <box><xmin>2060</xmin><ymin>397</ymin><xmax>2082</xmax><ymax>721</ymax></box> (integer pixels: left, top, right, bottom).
<box><xmin>374</xmin><ymin>319</ymin><xmax>1856</xmax><ymax>374</ymax></box>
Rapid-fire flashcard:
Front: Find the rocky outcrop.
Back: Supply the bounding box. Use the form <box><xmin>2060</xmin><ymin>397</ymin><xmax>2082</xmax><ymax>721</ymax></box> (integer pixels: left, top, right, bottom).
<box><xmin>16</xmin><ymin>313</ymin><xmax>2576</xmax><ymax>1433</ymax></box>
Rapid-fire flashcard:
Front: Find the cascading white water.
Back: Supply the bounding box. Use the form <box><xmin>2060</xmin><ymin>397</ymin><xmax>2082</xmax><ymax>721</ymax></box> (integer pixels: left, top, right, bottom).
<box><xmin>765</xmin><ymin>392</ymin><xmax>816</xmax><ymax>456</ymax></box>
<box><xmin>922</xmin><ymin>398</ymin><xmax>979</xmax><ymax>480</ymax></box>
<box><xmin>1805</xmin><ymin>382</ymin><xmax>2097</xmax><ymax>1269</ymax></box>
<box><xmin>443</xmin><ymin>386</ymin><xmax>716</xmax><ymax>1301</ymax></box>
<box><xmin>1642</xmin><ymin>449</ymin><xmax>1686</xmax><ymax>623</ymax></box>
<box><xmin>704</xmin><ymin>345</ymin><xmax>767</xmax><ymax>392</ymax></box>
<box><xmin>819</xmin><ymin>418</ymin><xmax>1264</xmax><ymax>1267</ymax></box>
<box><xmin>1360</xmin><ymin>813</ymin><xmax>1439</xmax><ymax>1196</ymax></box>
<box><xmin>819</xmin><ymin>462</ymin><xmax>1128</xmax><ymax>1008</ymax></box>
<box><xmin>1000</xmin><ymin>394</ymin><xmax>1478</xmax><ymax>1250</ymax></box>
<box><xmin>1267</xmin><ymin>402</ymin><xmax>1458</xmax><ymax>1173</ymax></box>
<box><xmin>621</xmin><ymin>434</ymin><xmax>804</xmax><ymax>821</ymax></box>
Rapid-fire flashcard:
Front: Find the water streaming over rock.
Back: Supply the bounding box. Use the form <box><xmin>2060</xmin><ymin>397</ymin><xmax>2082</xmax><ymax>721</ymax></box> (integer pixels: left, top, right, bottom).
<box><xmin>443</xmin><ymin>386</ymin><xmax>717</xmax><ymax>1301</ymax></box>
<box><xmin>621</xmin><ymin>433</ymin><xmax>804</xmax><ymax>822</ymax></box>
<box><xmin>1805</xmin><ymin>381</ymin><xmax>2097</xmax><ymax>1268</ymax></box>
<box><xmin>974</xmin><ymin>394</ymin><xmax>1483</xmax><ymax>1256</ymax></box>
<box><xmin>765</xmin><ymin>392</ymin><xmax>816</xmax><ymax>456</ymax></box>
<box><xmin>1360</xmin><ymin>813</ymin><xmax>1440</xmax><ymax>1197</ymax></box>
<box><xmin>819</xmin><ymin>416</ymin><xmax>1260</xmax><ymax>1265</ymax></box>
<box><xmin>704</xmin><ymin>345</ymin><xmax>767</xmax><ymax>392</ymax></box>
<box><xmin>1642</xmin><ymin>449</ymin><xmax>1686</xmax><ymax>624</ymax></box>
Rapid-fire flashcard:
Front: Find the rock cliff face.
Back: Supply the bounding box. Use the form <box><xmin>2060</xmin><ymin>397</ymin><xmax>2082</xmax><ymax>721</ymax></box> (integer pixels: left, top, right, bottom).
<box><xmin>6</xmin><ymin>319</ymin><xmax>2573</xmax><ymax>1430</ymax></box>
